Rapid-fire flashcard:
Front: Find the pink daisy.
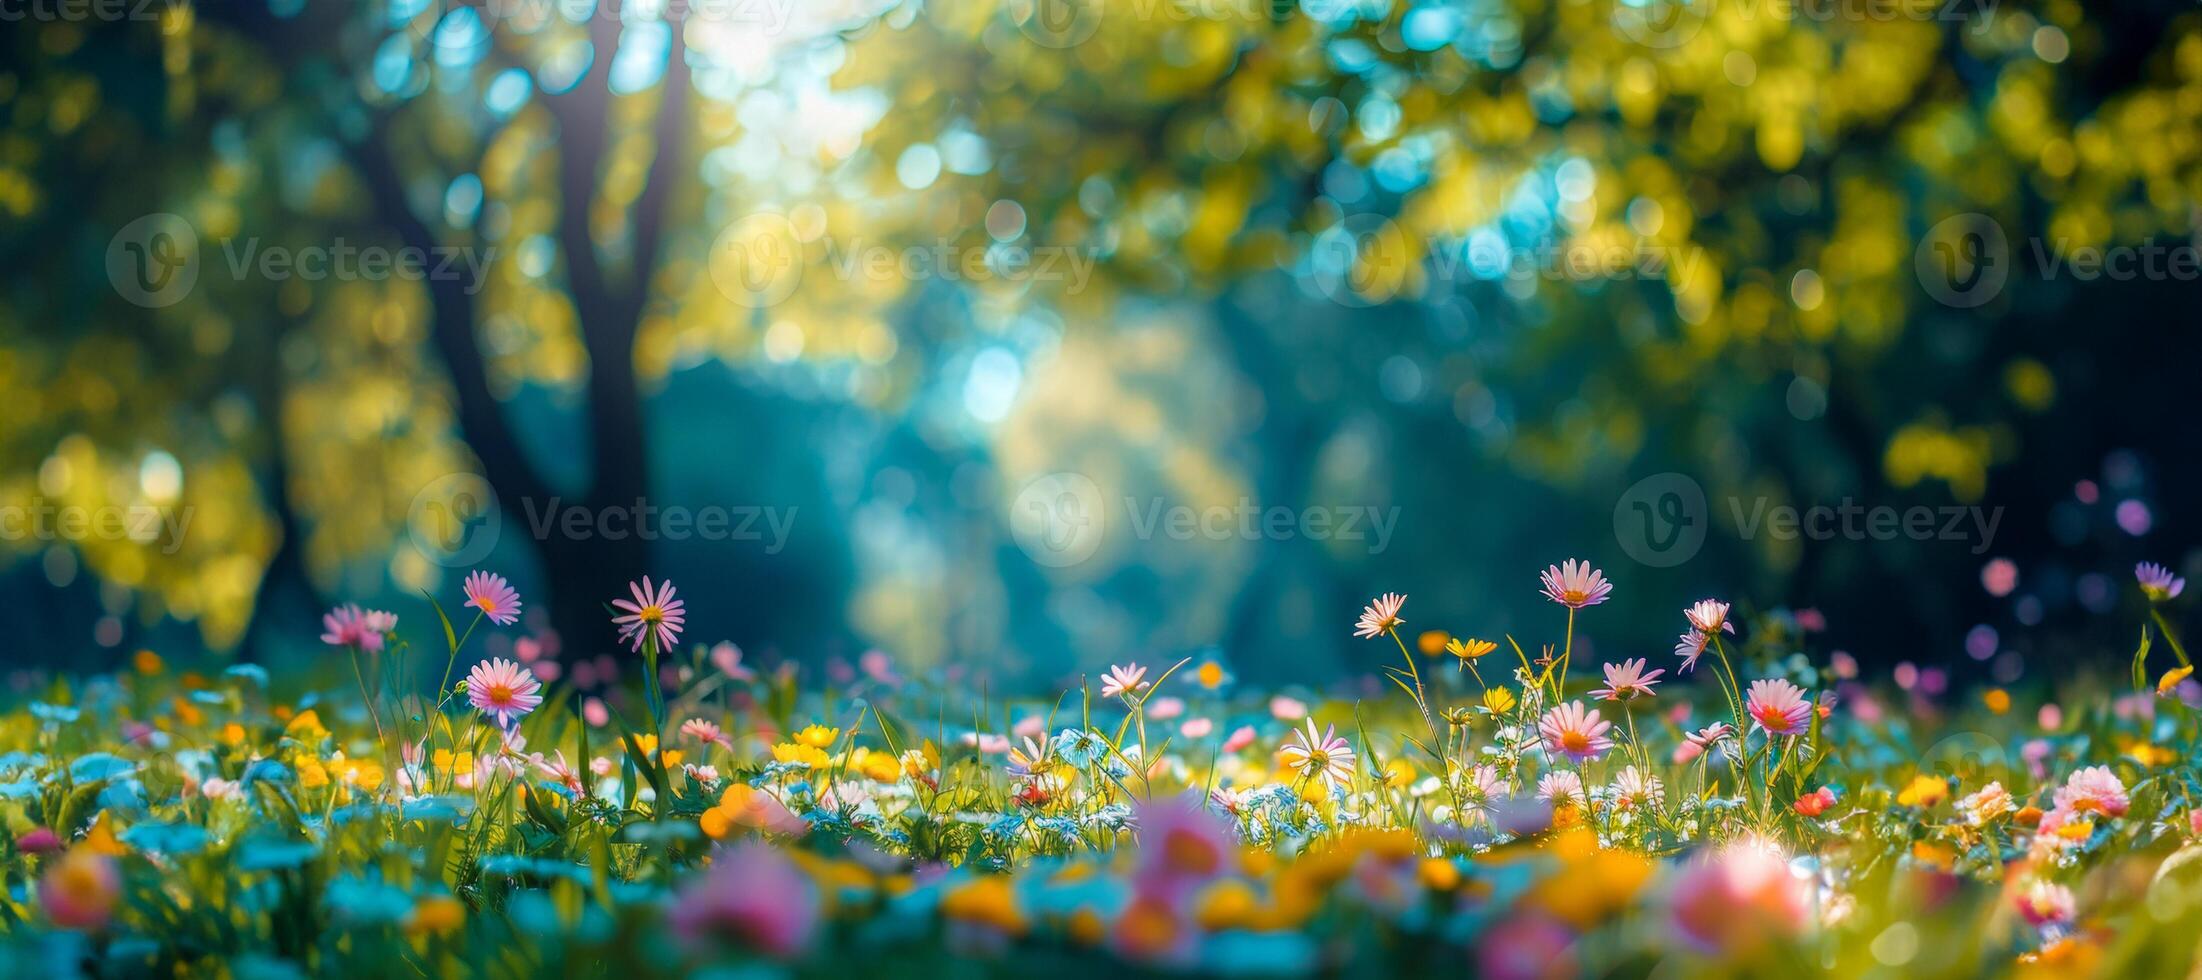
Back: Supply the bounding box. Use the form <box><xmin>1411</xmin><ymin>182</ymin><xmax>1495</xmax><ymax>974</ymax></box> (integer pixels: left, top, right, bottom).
<box><xmin>681</xmin><ymin>718</ymin><xmax>728</xmax><ymax>746</ymax></box>
<box><xmin>1672</xmin><ymin>630</ymin><xmax>1710</xmax><ymax>673</ymax></box>
<box><xmin>466</xmin><ymin>657</ymin><xmax>544</xmax><ymax>727</ymax></box>
<box><xmin>1279</xmin><ymin>718</ymin><xmax>1356</xmax><ymax>785</ymax></box>
<box><xmin>1536</xmin><ymin>770</ymin><xmax>1585</xmax><ymax>806</ymax></box>
<box><xmin>1539</xmin><ymin>560</ymin><xmax>1612</xmax><ymax>609</ymax></box>
<box><xmin>1683</xmin><ymin>599</ymin><xmax>1734</xmax><ymax>636</ymax></box>
<box><xmin>612</xmin><ymin>577</ymin><xmax>686</xmax><ymax>653</ymax></box>
<box><xmin>1590</xmin><ymin>658</ymin><xmax>1664</xmax><ymax>701</ymax></box>
<box><xmin>1745</xmin><ymin>679</ymin><xmax>1813</xmax><ymax>736</ymax></box>
<box><xmin>1101</xmin><ymin>663</ymin><xmax>1149</xmax><ymax>699</ymax></box>
<box><xmin>320</xmin><ymin>604</ymin><xmax>394</xmax><ymax>653</ymax></box>
<box><xmin>1353</xmin><ymin>592</ymin><xmax>1406</xmax><ymax>639</ymax></box>
<box><xmin>1538</xmin><ymin>701</ymin><xmax>1614</xmax><ymax>763</ymax></box>
<box><xmin>462</xmin><ymin>571</ymin><xmax>522</xmax><ymax>626</ymax></box>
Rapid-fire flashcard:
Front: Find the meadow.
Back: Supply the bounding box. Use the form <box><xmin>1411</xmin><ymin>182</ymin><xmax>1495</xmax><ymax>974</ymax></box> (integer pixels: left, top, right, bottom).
<box><xmin>3</xmin><ymin>562</ymin><xmax>2200</xmax><ymax>978</ymax></box>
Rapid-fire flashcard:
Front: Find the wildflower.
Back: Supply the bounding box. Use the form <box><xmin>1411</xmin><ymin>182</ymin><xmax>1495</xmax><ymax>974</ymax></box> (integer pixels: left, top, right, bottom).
<box><xmin>1589</xmin><ymin>658</ymin><xmax>1664</xmax><ymax>701</ymax></box>
<box><xmin>1611</xmin><ymin>766</ymin><xmax>1663</xmax><ymax>811</ymax></box>
<box><xmin>1684</xmin><ymin>599</ymin><xmax>1734</xmax><ymax>637</ymax></box>
<box><xmin>680</xmin><ymin>718</ymin><xmax>728</xmax><ymax>746</ymax></box>
<box><xmin>1669</xmin><ymin>844</ymin><xmax>1811</xmax><ymax>954</ymax></box>
<box><xmin>462</xmin><ymin>570</ymin><xmax>522</xmax><ymax>626</ymax></box>
<box><xmin>2053</xmin><ymin>766</ymin><xmax>2129</xmax><ymax>817</ymax></box>
<box><xmin>1793</xmin><ymin>786</ymin><xmax>1837</xmax><ymax>817</ymax></box>
<box><xmin>1007</xmin><ymin>736</ymin><xmax>1064</xmax><ymax>784</ymax></box>
<box><xmin>407</xmin><ymin>895</ymin><xmax>466</xmax><ymax>937</ymax></box>
<box><xmin>535</xmin><ymin>751</ymin><xmax>587</xmax><ymax>797</ymax></box>
<box><xmin>1481</xmin><ymin>686</ymin><xmax>1517</xmax><ymax>714</ymax></box>
<box><xmin>1536</xmin><ymin>770</ymin><xmax>1584</xmax><ymax>807</ymax></box>
<box><xmin>2157</xmin><ymin>665</ymin><xmax>2194</xmax><ymax>696</ymax></box>
<box><xmin>1538</xmin><ymin>560</ymin><xmax>1612</xmax><ymax>609</ymax></box>
<box><xmin>1146</xmin><ymin>696</ymin><xmax>1185</xmax><ymax>720</ymax></box>
<box><xmin>1135</xmin><ymin>796</ymin><xmax>1234</xmax><ymax>886</ymax></box>
<box><xmin>1100</xmin><ymin>663</ymin><xmax>1149</xmax><ymax>699</ymax></box>
<box><xmin>1417</xmin><ymin>630</ymin><xmax>1450</xmax><ymax>655</ymax></box>
<box><xmin>1221</xmin><ymin>725</ymin><xmax>1256</xmax><ymax>753</ymax></box>
<box><xmin>1745</xmin><ymin>679</ymin><xmax>1813</xmax><ymax>735</ymax></box>
<box><xmin>611</xmin><ymin>576</ymin><xmax>686</xmax><ymax>653</ymax></box>
<box><xmin>464</xmin><ymin>658</ymin><xmax>543</xmax><ymax>727</ymax></box>
<box><xmin>16</xmin><ymin>827</ymin><xmax>61</xmax><ymax>855</ymax></box>
<box><xmin>1179</xmin><ymin>717</ymin><xmax>1212</xmax><ymax>738</ymax></box>
<box><xmin>1537</xmin><ymin>701</ymin><xmax>1614</xmax><ymax>763</ymax></box>
<box><xmin>1353</xmin><ymin>592</ymin><xmax>1407</xmax><ymax>638</ymax></box>
<box><xmin>1446</xmin><ymin>637</ymin><xmax>1496</xmax><ymax>667</ymax></box>
<box><xmin>38</xmin><ymin>848</ymin><xmax>120</xmax><ymax>931</ymax></box>
<box><xmin>708</xmin><ymin>642</ymin><xmax>755</xmax><ymax>682</ymax></box>
<box><xmin>2015</xmin><ymin>880</ymin><xmax>2076</xmax><ymax>927</ymax></box>
<box><xmin>699</xmin><ymin>785</ymin><xmax>806</xmax><ymax>838</ymax></box>
<box><xmin>1279</xmin><ymin>718</ymin><xmax>1356</xmax><ymax>785</ymax></box>
<box><xmin>1194</xmin><ymin>660</ymin><xmax>1230</xmax><ymax>690</ymax></box>
<box><xmin>1672</xmin><ymin>630</ymin><xmax>1710</xmax><ymax>673</ymax></box>
<box><xmin>1958</xmin><ymin>781</ymin><xmax>2013</xmax><ymax>825</ymax></box>
<box><xmin>320</xmin><ymin>604</ymin><xmax>394</xmax><ymax>653</ymax></box>
<box><xmin>793</xmin><ymin>725</ymin><xmax>839</xmax><ymax>749</ymax></box>
<box><xmin>1269</xmin><ymin>695</ymin><xmax>1308</xmax><ymax>720</ymax></box>
<box><xmin>669</xmin><ymin>842</ymin><xmax>819</xmax><ymax>957</ymax></box>
<box><xmin>1383</xmin><ymin>758</ymin><xmax>1416</xmax><ymax>789</ymax></box>
<box><xmin>2137</xmin><ymin>561</ymin><xmax>2185</xmax><ymax>602</ymax></box>
<box><xmin>1896</xmin><ymin>774</ymin><xmax>1949</xmax><ymax>809</ymax></box>
<box><xmin>1459</xmin><ymin>763</ymin><xmax>1502</xmax><ymax>807</ymax></box>
<box><xmin>2033</xmin><ymin>807</ymin><xmax>2095</xmax><ymax>852</ymax></box>
<box><xmin>1049</xmin><ymin>728</ymin><xmax>1107</xmax><ymax>768</ymax></box>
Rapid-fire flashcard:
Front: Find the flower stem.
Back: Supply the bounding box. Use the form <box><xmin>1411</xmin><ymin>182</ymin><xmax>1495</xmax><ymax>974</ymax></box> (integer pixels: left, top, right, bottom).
<box><xmin>2152</xmin><ymin>608</ymin><xmax>2192</xmax><ymax>668</ymax></box>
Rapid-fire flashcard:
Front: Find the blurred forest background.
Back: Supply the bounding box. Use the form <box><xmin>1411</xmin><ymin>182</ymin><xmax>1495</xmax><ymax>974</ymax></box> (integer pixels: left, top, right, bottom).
<box><xmin>2</xmin><ymin>0</ymin><xmax>2200</xmax><ymax>688</ymax></box>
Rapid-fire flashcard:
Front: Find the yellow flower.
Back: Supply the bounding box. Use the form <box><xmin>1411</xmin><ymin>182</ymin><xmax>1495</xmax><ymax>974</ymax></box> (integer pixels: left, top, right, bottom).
<box><xmin>794</xmin><ymin>725</ymin><xmax>840</xmax><ymax>750</ymax></box>
<box><xmin>332</xmin><ymin>756</ymin><xmax>385</xmax><ymax>790</ymax></box>
<box><xmin>1194</xmin><ymin>879</ymin><xmax>1260</xmax><ymax>930</ymax></box>
<box><xmin>406</xmin><ymin>895</ymin><xmax>465</xmax><ymax>936</ymax></box>
<box><xmin>1417</xmin><ymin>630</ymin><xmax>1450</xmax><ymax>656</ymax></box>
<box><xmin>284</xmin><ymin>710</ymin><xmax>326</xmax><ymax>739</ymax></box>
<box><xmin>296</xmin><ymin>758</ymin><xmax>330</xmax><ymax>790</ymax></box>
<box><xmin>1196</xmin><ymin>661</ymin><xmax>1225</xmax><ymax>689</ymax></box>
<box><xmin>940</xmin><ymin>877</ymin><xmax>1026</xmax><ymax>935</ymax></box>
<box><xmin>218</xmin><ymin>723</ymin><xmax>247</xmax><ymax>747</ymax></box>
<box><xmin>2157</xmin><ymin>665</ymin><xmax>2194</xmax><ymax>696</ymax></box>
<box><xmin>1983</xmin><ymin>688</ymin><xmax>2011</xmax><ymax>714</ymax></box>
<box><xmin>81</xmin><ymin>813</ymin><xmax>128</xmax><ymax>856</ymax></box>
<box><xmin>1446</xmin><ymin>637</ymin><xmax>1497</xmax><ymax>663</ymax></box>
<box><xmin>1382</xmin><ymin>758</ymin><xmax>1415</xmax><ymax>790</ymax></box>
<box><xmin>1481</xmin><ymin>686</ymin><xmax>1517</xmax><ymax>714</ymax></box>
<box><xmin>1418</xmin><ymin>857</ymin><xmax>1461</xmax><ymax>891</ymax></box>
<box><xmin>772</xmin><ymin>743</ymin><xmax>830</xmax><ymax>768</ymax></box>
<box><xmin>132</xmin><ymin>650</ymin><xmax>164</xmax><ymax>675</ymax></box>
<box><xmin>1896</xmin><ymin>774</ymin><xmax>1948</xmax><ymax>808</ymax></box>
<box><xmin>851</xmin><ymin>748</ymin><xmax>902</xmax><ymax>783</ymax></box>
